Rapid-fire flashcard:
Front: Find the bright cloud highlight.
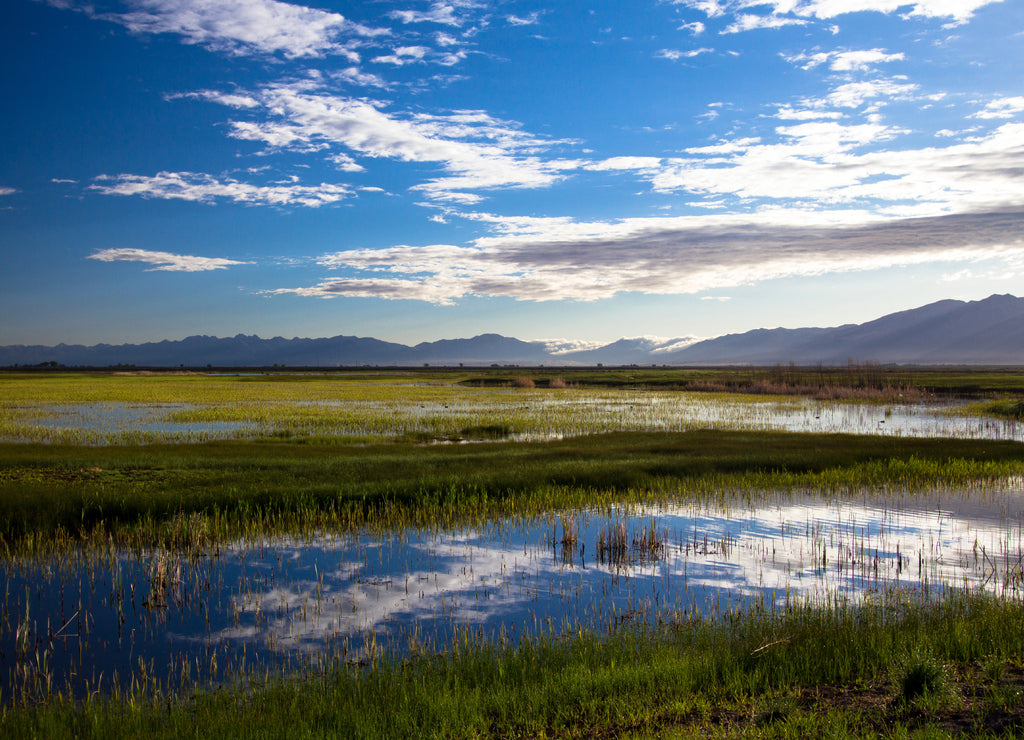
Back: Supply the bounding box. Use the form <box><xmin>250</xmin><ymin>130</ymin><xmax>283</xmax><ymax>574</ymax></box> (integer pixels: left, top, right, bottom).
<box><xmin>88</xmin><ymin>248</ymin><xmax>251</xmax><ymax>271</ymax></box>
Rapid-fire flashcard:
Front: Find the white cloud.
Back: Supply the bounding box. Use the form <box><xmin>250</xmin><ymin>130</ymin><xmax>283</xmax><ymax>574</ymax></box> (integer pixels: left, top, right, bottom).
<box><xmin>437</xmin><ymin>49</ymin><xmax>468</xmax><ymax>66</ymax></box>
<box><xmin>200</xmin><ymin>84</ymin><xmax>576</xmax><ymax>201</ymax></box>
<box><xmin>89</xmin><ymin>171</ymin><xmax>351</xmax><ymax>207</ymax></box>
<box><xmin>675</xmin><ymin>0</ymin><xmax>1003</xmax><ymax>26</ymax></box>
<box><xmin>684</xmin><ymin>137</ymin><xmax>762</xmax><ymax>154</ymax></box>
<box><xmin>329</xmin><ymin>153</ymin><xmax>365</xmax><ymax>172</ymax></box>
<box><xmin>586</xmin><ymin>157</ymin><xmax>665</xmax><ymax>172</ymax></box>
<box><xmin>775</xmin><ymin>106</ymin><xmax>844</xmax><ymax>120</ymax></box>
<box><xmin>0</xmin><ymin>187</ymin><xmax>16</xmax><ymax>196</ymax></box>
<box><xmin>647</xmin><ymin>122</ymin><xmax>1024</xmax><ymax>212</ymax></box>
<box><xmin>785</xmin><ymin>49</ymin><xmax>904</xmax><ymax>72</ymax></box>
<box><xmin>540</xmin><ymin>338</ymin><xmax>605</xmax><ymax>354</ymax></box>
<box><xmin>331</xmin><ymin>68</ymin><xmax>391</xmax><ymax>89</ymax></box>
<box><xmin>229</xmin><ymin>121</ymin><xmax>328</xmax><ymax>151</ymax></box>
<box><xmin>372</xmin><ymin>45</ymin><xmax>431</xmax><ymax>66</ymax></box>
<box><xmin>88</xmin><ymin>248</ymin><xmax>250</xmax><ymax>271</ymax></box>
<box><xmin>792</xmin><ymin>0</ymin><xmax>1003</xmax><ymax>24</ymax></box>
<box><xmin>723</xmin><ymin>13</ymin><xmax>808</xmax><ymax>33</ymax></box>
<box><xmin>657</xmin><ymin>48</ymin><xmax>714</xmax><ymax>60</ymax></box>
<box><xmin>506</xmin><ymin>12</ymin><xmax>541</xmax><ymax>26</ymax></box>
<box><xmin>972</xmin><ymin>96</ymin><xmax>1024</xmax><ymax>120</ymax></box>
<box><xmin>99</xmin><ymin>0</ymin><xmax>386</xmax><ymax>58</ymax></box>
<box><xmin>389</xmin><ymin>3</ymin><xmax>463</xmax><ymax>26</ymax></box>
<box><xmin>169</xmin><ymin>90</ymin><xmax>261</xmax><ymax>108</ymax></box>
<box><xmin>815</xmin><ymin>78</ymin><xmax>918</xmax><ymax>108</ymax></box>
<box><xmin>672</xmin><ymin>0</ymin><xmax>729</xmax><ymax>17</ymax></box>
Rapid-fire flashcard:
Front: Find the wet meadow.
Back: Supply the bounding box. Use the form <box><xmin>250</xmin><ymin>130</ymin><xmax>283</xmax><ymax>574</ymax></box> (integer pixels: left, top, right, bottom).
<box><xmin>2</xmin><ymin>367</ymin><xmax>1024</xmax><ymax>737</ymax></box>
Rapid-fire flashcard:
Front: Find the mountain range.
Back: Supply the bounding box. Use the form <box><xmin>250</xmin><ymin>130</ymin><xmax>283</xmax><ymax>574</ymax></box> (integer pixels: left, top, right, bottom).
<box><xmin>3</xmin><ymin>294</ymin><xmax>1023</xmax><ymax>368</ymax></box>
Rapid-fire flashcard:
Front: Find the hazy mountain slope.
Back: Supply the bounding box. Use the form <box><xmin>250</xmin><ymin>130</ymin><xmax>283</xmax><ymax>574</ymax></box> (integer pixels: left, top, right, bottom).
<box><xmin>2</xmin><ymin>294</ymin><xmax>1022</xmax><ymax>367</ymax></box>
<box><xmin>412</xmin><ymin>334</ymin><xmax>551</xmax><ymax>364</ymax></box>
<box><xmin>667</xmin><ymin>294</ymin><xmax>1024</xmax><ymax>365</ymax></box>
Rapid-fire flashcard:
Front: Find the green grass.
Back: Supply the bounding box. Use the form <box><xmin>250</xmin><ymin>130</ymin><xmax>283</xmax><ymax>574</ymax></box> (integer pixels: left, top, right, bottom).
<box><xmin>460</xmin><ymin>365</ymin><xmax>1024</xmax><ymax>397</ymax></box>
<box><xmin>976</xmin><ymin>399</ymin><xmax>1024</xmax><ymax>421</ymax></box>
<box><xmin>1</xmin><ymin>430</ymin><xmax>1023</xmax><ymax>550</ymax></box>
<box><xmin>3</xmin><ymin>594</ymin><xmax>1023</xmax><ymax>738</ymax></box>
<box><xmin>4</xmin><ymin>369</ymin><xmax>1021</xmax><ymax>445</ymax></box>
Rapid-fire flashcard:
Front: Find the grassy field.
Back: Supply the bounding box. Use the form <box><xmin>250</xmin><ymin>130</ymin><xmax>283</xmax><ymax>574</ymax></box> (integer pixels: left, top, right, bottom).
<box><xmin>2</xmin><ymin>368</ymin><xmax>1019</xmax><ymax>446</ymax></box>
<box><xmin>1</xmin><ymin>369</ymin><xmax>1023</xmax><ymax>736</ymax></box>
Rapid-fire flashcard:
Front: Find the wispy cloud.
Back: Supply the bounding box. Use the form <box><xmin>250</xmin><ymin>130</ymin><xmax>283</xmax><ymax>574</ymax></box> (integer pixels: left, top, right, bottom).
<box><xmin>266</xmin><ymin>276</ymin><xmax>460</xmax><ymax>303</ymax></box>
<box><xmin>657</xmin><ymin>48</ymin><xmax>714</xmax><ymax>60</ymax></box>
<box><xmin>646</xmin><ymin>122</ymin><xmax>1024</xmax><ymax>214</ymax></box>
<box><xmin>792</xmin><ymin>0</ymin><xmax>1002</xmax><ymax>24</ymax></box>
<box><xmin>89</xmin><ymin>171</ymin><xmax>351</xmax><ymax>207</ymax></box>
<box><xmin>89</xmin><ymin>0</ymin><xmax>387</xmax><ymax>58</ymax></box>
<box><xmin>194</xmin><ymin>83</ymin><xmax>578</xmax><ymax>201</ymax></box>
<box><xmin>784</xmin><ymin>49</ymin><xmax>904</xmax><ymax>72</ymax></box>
<box><xmin>169</xmin><ymin>90</ymin><xmax>261</xmax><ymax>108</ymax></box>
<box><xmin>675</xmin><ymin>0</ymin><xmax>1003</xmax><ymax>26</ymax></box>
<box><xmin>722</xmin><ymin>14</ymin><xmax>808</xmax><ymax>33</ymax></box>
<box><xmin>331</xmin><ymin>67</ymin><xmax>391</xmax><ymax>89</ymax></box>
<box><xmin>372</xmin><ymin>45</ymin><xmax>431</xmax><ymax>66</ymax></box>
<box><xmin>972</xmin><ymin>96</ymin><xmax>1024</xmax><ymax>120</ymax></box>
<box><xmin>388</xmin><ymin>3</ymin><xmax>464</xmax><ymax>27</ymax></box>
<box><xmin>0</xmin><ymin>187</ymin><xmax>17</xmax><ymax>196</ymax></box>
<box><xmin>807</xmin><ymin>78</ymin><xmax>918</xmax><ymax>109</ymax></box>
<box><xmin>506</xmin><ymin>12</ymin><xmax>541</xmax><ymax>26</ymax></box>
<box><xmin>88</xmin><ymin>248</ymin><xmax>251</xmax><ymax>271</ymax></box>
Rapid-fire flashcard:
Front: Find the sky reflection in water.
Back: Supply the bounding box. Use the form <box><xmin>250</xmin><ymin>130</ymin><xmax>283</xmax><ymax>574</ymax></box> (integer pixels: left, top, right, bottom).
<box><xmin>3</xmin><ymin>485</ymin><xmax>1023</xmax><ymax>698</ymax></box>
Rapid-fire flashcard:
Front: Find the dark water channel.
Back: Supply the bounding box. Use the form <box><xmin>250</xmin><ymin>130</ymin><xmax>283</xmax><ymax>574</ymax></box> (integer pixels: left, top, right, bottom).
<box><xmin>3</xmin><ymin>486</ymin><xmax>1023</xmax><ymax>700</ymax></box>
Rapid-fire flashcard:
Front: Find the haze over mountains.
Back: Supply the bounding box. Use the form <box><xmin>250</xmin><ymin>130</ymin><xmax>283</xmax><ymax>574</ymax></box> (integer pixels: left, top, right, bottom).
<box><xmin>4</xmin><ymin>295</ymin><xmax>1023</xmax><ymax>368</ymax></box>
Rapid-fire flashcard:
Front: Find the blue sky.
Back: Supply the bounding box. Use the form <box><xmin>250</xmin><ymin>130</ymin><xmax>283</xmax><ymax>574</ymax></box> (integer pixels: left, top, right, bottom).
<box><xmin>2</xmin><ymin>0</ymin><xmax>1023</xmax><ymax>350</ymax></box>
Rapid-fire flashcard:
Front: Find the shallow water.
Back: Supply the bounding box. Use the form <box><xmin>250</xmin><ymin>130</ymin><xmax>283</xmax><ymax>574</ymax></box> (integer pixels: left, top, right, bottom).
<box><xmin>3</xmin><ymin>485</ymin><xmax>1023</xmax><ymax>699</ymax></box>
<box><xmin>4</xmin><ymin>395</ymin><xmax>1021</xmax><ymax>444</ymax></box>
<box><xmin>7</xmin><ymin>403</ymin><xmax>254</xmax><ymax>442</ymax></box>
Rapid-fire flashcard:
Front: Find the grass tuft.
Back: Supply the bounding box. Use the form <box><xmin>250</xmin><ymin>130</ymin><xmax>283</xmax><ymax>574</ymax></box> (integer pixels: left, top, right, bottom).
<box><xmin>894</xmin><ymin>650</ymin><xmax>957</xmax><ymax>708</ymax></box>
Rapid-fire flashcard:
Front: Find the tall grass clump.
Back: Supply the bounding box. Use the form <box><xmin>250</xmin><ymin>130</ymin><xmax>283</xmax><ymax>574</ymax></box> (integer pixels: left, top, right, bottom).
<box><xmin>893</xmin><ymin>650</ymin><xmax>958</xmax><ymax>708</ymax></box>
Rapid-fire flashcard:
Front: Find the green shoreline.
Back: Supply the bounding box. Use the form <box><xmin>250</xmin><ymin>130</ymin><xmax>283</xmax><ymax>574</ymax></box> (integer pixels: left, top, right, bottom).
<box><xmin>4</xmin><ymin>595</ymin><xmax>1024</xmax><ymax>738</ymax></box>
<box><xmin>2</xmin><ymin>430</ymin><xmax>1023</xmax><ymax>549</ymax></box>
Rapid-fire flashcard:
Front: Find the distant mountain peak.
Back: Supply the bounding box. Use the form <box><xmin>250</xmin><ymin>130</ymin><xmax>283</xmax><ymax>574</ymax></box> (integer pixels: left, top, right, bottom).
<box><xmin>2</xmin><ymin>294</ymin><xmax>1021</xmax><ymax>367</ymax></box>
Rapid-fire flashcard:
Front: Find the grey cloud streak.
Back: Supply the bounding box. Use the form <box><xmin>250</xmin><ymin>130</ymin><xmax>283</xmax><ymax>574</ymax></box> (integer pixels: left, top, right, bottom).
<box><xmin>491</xmin><ymin>210</ymin><xmax>1024</xmax><ymax>270</ymax></box>
<box><xmin>271</xmin><ymin>209</ymin><xmax>1024</xmax><ymax>303</ymax></box>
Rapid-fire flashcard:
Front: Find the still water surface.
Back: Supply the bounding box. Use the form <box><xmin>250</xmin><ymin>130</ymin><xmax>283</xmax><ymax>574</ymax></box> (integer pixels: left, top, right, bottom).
<box><xmin>3</xmin><ymin>486</ymin><xmax>1023</xmax><ymax>698</ymax></box>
